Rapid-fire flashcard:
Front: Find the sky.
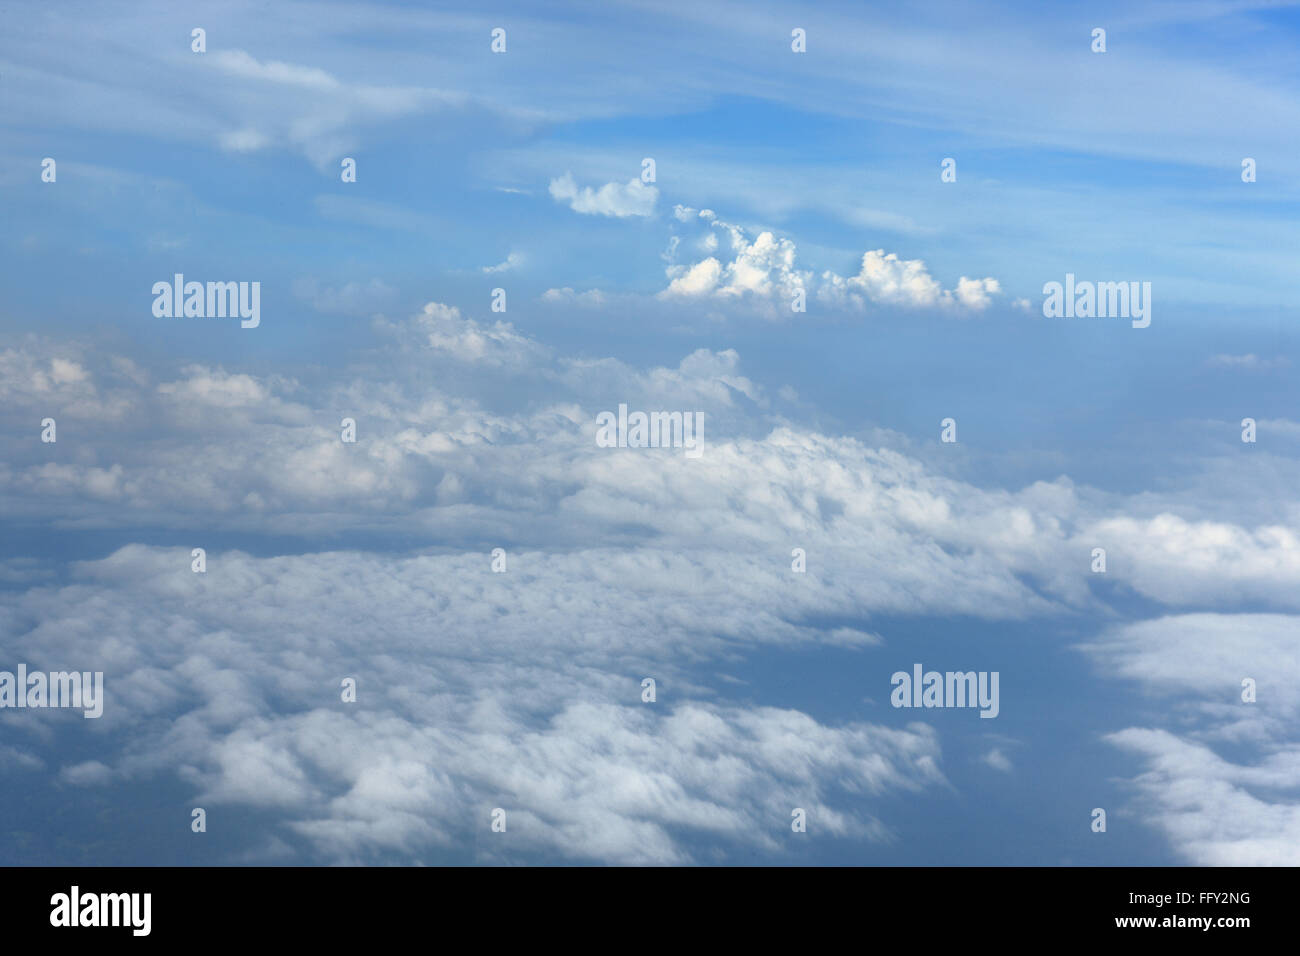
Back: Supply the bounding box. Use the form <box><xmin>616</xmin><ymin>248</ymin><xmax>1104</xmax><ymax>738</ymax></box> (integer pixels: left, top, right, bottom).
<box><xmin>1</xmin><ymin>0</ymin><xmax>1299</xmax><ymax>865</ymax></box>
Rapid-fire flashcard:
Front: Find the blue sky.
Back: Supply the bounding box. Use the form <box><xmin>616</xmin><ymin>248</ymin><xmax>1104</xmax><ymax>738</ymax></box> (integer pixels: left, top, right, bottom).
<box><xmin>2</xmin><ymin>0</ymin><xmax>1300</xmax><ymax>865</ymax></box>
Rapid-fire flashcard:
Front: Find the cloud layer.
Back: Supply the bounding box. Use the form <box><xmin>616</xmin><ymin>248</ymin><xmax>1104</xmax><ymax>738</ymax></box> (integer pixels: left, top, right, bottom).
<box><xmin>5</xmin><ymin>299</ymin><xmax>1300</xmax><ymax>863</ymax></box>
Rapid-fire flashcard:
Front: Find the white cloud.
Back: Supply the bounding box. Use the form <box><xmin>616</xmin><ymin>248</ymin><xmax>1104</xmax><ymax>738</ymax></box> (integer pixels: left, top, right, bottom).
<box><xmin>662</xmin><ymin>256</ymin><xmax>724</xmax><ymax>297</ymax></box>
<box><xmin>4</xmin><ymin>543</ymin><xmax>946</xmax><ymax>863</ymax></box>
<box><xmin>376</xmin><ymin>301</ymin><xmax>548</xmax><ymax>369</ymax></box>
<box><xmin>1105</xmin><ymin>728</ymin><xmax>1300</xmax><ymax>865</ymax></box>
<box><xmin>542</xmin><ymin>287</ymin><xmax>607</xmax><ymax>307</ymax></box>
<box><xmin>820</xmin><ymin>250</ymin><xmax>1001</xmax><ymax>313</ymax></box>
<box><xmin>549</xmin><ymin>172</ymin><xmax>658</xmax><ymax>218</ymax></box>
<box><xmin>50</xmin><ymin>358</ymin><xmax>89</xmax><ymax>385</ymax></box>
<box><xmin>981</xmin><ymin>748</ymin><xmax>1012</xmax><ymax>772</ymax></box>
<box><xmin>657</xmin><ymin>215</ymin><xmax>1001</xmax><ymax>316</ymax></box>
<box><xmin>659</xmin><ymin>218</ymin><xmax>810</xmax><ymax>317</ymax></box>
<box><xmin>0</xmin><ymin>347</ymin><xmax>136</xmax><ymax>421</ymax></box>
<box><xmin>1082</xmin><ymin>514</ymin><xmax>1300</xmax><ymax>609</ymax></box>
<box><xmin>211</xmin><ymin>50</ymin><xmax>341</xmax><ymax>91</ymax></box>
<box><xmin>1082</xmin><ymin>614</ymin><xmax>1300</xmax><ymax>864</ymax></box>
<box><xmin>6</xmin><ymin>292</ymin><xmax>1300</xmax><ymax>864</ymax></box>
<box><xmin>954</xmin><ymin>276</ymin><xmax>1002</xmax><ymax>310</ymax></box>
<box><xmin>482</xmin><ymin>252</ymin><xmax>523</xmax><ymax>273</ymax></box>
<box><xmin>1080</xmin><ymin>614</ymin><xmax>1300</xmax><ymax>720</ymax></box>
<box><xmin>60</xmin><ymin>760</ymin><xmax>115</xmax><ymax>787</ymax></box>
<box><xmin>219</xmin><ymin>128</ymin><xmax>271</xmax><ymax>152</ymax></box>
<box><xmin>1207</xmin><ymin>353</ymin><xmax>1291</xmax><ymax>370</ymax></box>
<box><xmin>157</xmin><ymin>366</ymin><xmax>271</xmax><ymax>408</ymax></box>
<box><xmin>200</xmin><ymin>49</ymin><xmax>470</xmax><ymax>167</ymax></box>
<box><xmin>8</xmin><ymin>325</ymin><xmax>1300</xmax><ymax>622</ymax></box>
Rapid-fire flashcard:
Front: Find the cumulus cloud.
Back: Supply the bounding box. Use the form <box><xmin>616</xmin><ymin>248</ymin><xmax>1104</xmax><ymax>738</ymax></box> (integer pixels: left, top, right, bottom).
<box><xmin>657</xmin><ymin>212</ymin><xmax>1002</xmax><ymax>317</ymax></box>
<box><xmin>0</xmin><ymin>346</ymin><xmax>138</xmax><ymax>421</ymax></box>
<box><xmin>954</xmin><ymin>276</ymin><xmax>1002</xmax><ymax>311</ymax></box>
<box><xmin>819</xmin><ymin>250</ymin><xmax>1001</xmax><ymax>312</ymax></box>
<box><xmin>375</xmin><ymin>301</ymin><xmax>548</xmax><ymax>369</ymax></box>
<box><xmin>549</xmin><ymin>172</ymin><xmax>658</xmax><ymax>217</ymax></box>
<box><xmin>6</xmin><ymin>322</ymin><xmax>1300</xmax><ymax>620</ymax></box>
<box><xmin>5</xmin><ymin>302</ymin><xmax>1300</xmax><ymax>865</ymax></box>
<box><xmin>661</xmin><ymin>230</ymin><xmax>807</xmax><ymax>306</ymax></box>
<box><xmin>0</xmin><ymin>313</ymin><xmax>1102</xmax><ymax>862</ymax></box>
<box><xmin>157</xmin><ymin>366</ymin><xmax>272</xmax><ymax>408</ymax></box>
